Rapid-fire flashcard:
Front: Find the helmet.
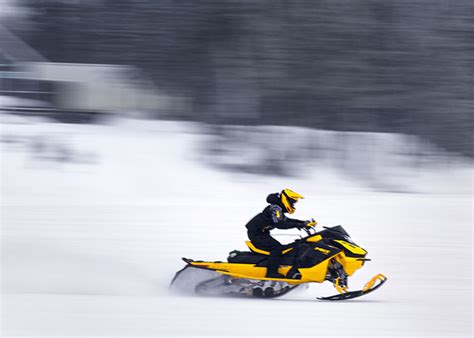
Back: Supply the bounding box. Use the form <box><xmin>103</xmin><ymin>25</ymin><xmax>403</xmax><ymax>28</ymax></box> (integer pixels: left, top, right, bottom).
<box><xmin>280</xmin><ymin>189</ymin><xmax>304</xmax><ymax>214</ymax></box>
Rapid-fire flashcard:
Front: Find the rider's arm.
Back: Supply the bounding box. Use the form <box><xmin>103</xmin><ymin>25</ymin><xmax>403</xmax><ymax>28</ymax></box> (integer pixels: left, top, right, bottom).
<box><xmin>266</xmin><ymin>205</ymin><xmax>306</xmax><ymax>229</ymax></box>
<box><xmin>281</xmin><ymin>216</ymin><xmax>306</xmax><ymax>229</ymax></box>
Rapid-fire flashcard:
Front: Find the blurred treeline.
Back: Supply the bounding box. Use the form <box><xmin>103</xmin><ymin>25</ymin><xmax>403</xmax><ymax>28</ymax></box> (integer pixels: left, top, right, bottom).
<box><xmin>15</xmin><ymin>0</ymin><xmax>473</xmax><ymax>157</ymax></box>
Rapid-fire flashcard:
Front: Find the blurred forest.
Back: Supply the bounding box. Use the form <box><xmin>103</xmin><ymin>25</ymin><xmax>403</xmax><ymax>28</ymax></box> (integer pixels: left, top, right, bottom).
<box><xmin>10</xmin><ymin>0</ymin><xmax>474</xmax><ymax>157</ymax></box>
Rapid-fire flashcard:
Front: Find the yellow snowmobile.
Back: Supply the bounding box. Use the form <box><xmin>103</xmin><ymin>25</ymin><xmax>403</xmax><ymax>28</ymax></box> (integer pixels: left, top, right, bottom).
<box><xmin>170</xmin><ymin>225</ymin><xmax>387</xmax><ymax>301</ymax></box>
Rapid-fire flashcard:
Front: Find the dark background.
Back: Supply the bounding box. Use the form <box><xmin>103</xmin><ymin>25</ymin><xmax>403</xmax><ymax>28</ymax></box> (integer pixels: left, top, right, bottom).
<box><xmin>11</xmin><ymin>0</ymin><xmax>473</xmax><ymax>157</ymax></box>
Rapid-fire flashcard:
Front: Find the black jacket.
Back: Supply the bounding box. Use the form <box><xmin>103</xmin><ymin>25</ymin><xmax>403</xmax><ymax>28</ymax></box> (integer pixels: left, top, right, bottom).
<box><xmin>245</xmin><ymin>193</ymin><xmax>306</xmax><ymax>237</ymax></box>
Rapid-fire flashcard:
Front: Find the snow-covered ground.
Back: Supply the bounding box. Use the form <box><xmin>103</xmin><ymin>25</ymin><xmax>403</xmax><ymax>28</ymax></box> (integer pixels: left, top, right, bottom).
<box><xmin>1</xmin><ymin>113</ymin><xmax>472</xmax><ymax>337</ymax></box>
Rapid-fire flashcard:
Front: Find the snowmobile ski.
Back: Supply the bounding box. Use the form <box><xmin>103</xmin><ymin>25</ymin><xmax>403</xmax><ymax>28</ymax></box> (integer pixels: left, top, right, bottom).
<box><xmin>317</xmin><ymin>273</ymin><xmax>387</xmax><ymax>301</ymax></box>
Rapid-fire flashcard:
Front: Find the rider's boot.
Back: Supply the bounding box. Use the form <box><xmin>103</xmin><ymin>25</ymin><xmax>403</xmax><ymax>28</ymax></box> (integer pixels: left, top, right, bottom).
<box><xmin>266</xmin><ymin>250</ymin><xmax>285</xmax><ymax>279</ymax></box>
<box><xmin>266</xmin><ymin>269</ymin><xmax>285</xmax><ymax>279</ymax></box>
<box><xmin>286</xmin><ymin>266</ymin><xmax>302</xmax><ymax>280</ymax></box>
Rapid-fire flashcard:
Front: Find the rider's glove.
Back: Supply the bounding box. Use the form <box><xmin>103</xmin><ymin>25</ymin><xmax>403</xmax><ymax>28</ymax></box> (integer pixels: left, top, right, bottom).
<box><xmin>304</xmin><ymin>218</ymin><xmax>317</xmax><ymax>228</ymax></box>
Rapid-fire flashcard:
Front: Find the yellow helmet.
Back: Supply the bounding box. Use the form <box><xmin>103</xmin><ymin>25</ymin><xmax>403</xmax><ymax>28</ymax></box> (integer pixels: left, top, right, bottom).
<box><xmin>280</xmin><ymin>189</ymin><xmax>304</xmax><ymax>214</ymax></box>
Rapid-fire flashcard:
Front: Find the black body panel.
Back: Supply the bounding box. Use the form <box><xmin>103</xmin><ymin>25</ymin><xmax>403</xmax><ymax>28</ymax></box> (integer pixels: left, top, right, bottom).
<box><xmin>227</xmin><ymin>241</ymin><xmax>342</xmax><ymax>268</ymax></box>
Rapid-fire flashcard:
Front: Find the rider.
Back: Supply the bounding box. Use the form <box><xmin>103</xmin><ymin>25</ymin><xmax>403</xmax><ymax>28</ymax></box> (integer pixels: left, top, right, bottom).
<box><xmin>245</xmin><ymin>189</ymin><xmax>316</xmax><ymax>279</ymax></box>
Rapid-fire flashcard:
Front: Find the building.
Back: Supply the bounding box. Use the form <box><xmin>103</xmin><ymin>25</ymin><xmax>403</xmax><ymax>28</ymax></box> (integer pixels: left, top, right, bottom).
<box><xmin>1</xmin><ymin>25</ymin><xmax>177</xmax><ymax>118</ymax></box>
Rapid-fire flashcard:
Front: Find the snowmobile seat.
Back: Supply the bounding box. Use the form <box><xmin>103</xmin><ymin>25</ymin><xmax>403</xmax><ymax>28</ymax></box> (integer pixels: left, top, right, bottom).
<box><xmin>227</xmin><ymin>250</ymin><xmax>267</xmax><ymax>264</ymax></box>
<box><xmin>245</xmin><ymin>241</ymin><xmax>293</xmax><ymax>255</ymax></box>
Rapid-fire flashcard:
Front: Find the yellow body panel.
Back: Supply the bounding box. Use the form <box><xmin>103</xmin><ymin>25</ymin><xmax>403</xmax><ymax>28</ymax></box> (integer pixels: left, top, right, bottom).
<box><xmin>335</xmin><ymin>254</ymin><xmax>364</xmax><ymax>276</ymax></box>
<box><xmin>245</xmin><ymin>241</ymin><xmax>293</xmax><ymax>255</ymax></box>
<box><xmin>334</xmin><ymin>240</ymin><xmax>367</xmax><ymax>255</ymax></box>
<box><xmin>190</xmin><ymin>255</ymin><xmax>335</xmax><ymax>284</ymax></box>
<box><xmin>306</xmin><ymin>234</ymin><xmax>322</xmax><ymax>242</ymax></box>
<box><xmin>315</xmin><ymin>247</ymin><xmax>331</xmax><ymax>255</ymax></box>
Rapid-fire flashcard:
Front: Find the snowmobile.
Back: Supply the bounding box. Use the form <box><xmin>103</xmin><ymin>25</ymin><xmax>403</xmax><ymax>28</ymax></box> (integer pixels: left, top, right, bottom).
<box><xmin>170</xmin><ymin>225</ymin><xmax>387</xmax><ymax>301</ymax></box>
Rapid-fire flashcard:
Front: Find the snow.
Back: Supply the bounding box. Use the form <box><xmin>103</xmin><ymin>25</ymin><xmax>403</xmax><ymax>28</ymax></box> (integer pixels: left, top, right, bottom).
<box><xmin>1</xmin><ymin>113</ymin><xmax>472</xmax><ymax>337</ymax></box>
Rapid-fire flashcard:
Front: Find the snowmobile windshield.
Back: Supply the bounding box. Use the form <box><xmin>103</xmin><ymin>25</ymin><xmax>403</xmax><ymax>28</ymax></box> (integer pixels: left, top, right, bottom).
<box><xmin>324</xmin><ymin>225</ymin><xmax>355</xmax><ymax>243</ymax></box>
<box><xmin>331</xmin><ymin>225</ymin><xmax>350</xmax><ymax>237</ymax></box>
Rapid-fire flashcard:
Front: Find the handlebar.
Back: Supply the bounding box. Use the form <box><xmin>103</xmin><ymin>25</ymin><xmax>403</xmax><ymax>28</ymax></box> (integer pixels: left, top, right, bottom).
<box><xmin>301</xmin><ymin>226</ymin><xmax>317</xmax><ymax>236</ymax></box>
